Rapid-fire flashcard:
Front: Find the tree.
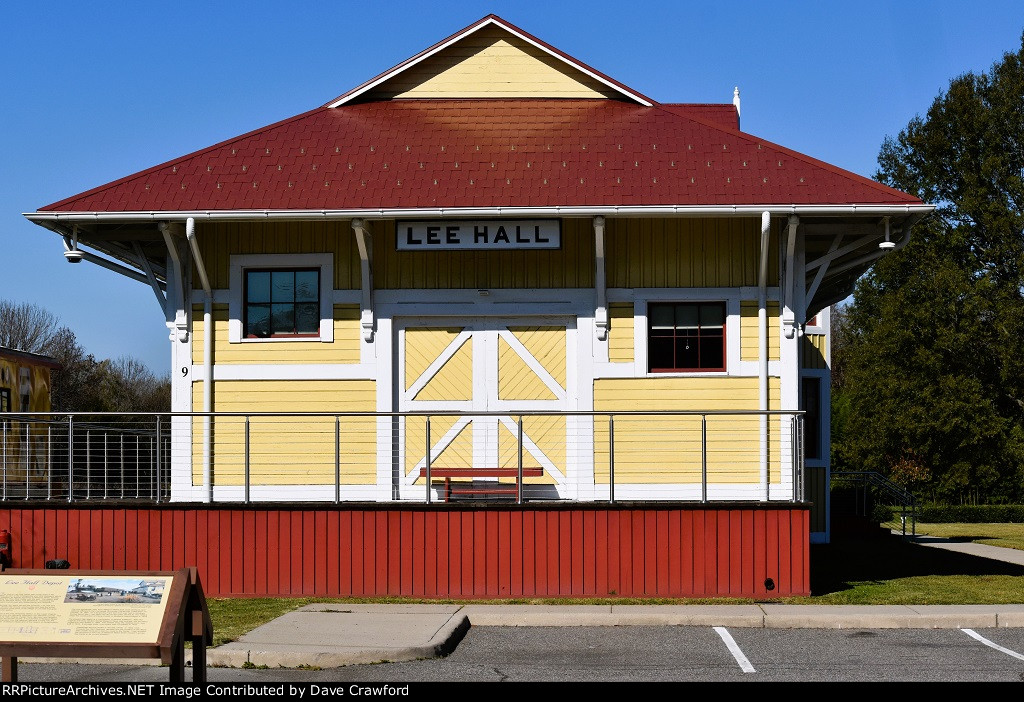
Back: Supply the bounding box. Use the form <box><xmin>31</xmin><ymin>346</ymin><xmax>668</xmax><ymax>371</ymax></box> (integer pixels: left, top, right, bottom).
<box><xmin>0</xmin><ymin>299</ymin><xmax>170</xmax><ymax>413</ymax></box>
<box><xmin>833</xmin><ymin>33</ymin><xmax>1024</xmax><ymax>503</ymax></box>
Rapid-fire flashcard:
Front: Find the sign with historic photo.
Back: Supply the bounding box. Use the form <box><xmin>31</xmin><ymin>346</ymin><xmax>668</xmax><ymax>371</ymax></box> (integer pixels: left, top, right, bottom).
<box><xmin>397</xmin><ymin>220</ymin><xmax>561</xmax><ymax>250</ymax></box>
<box><xmin>0</xmin><ymin>574</ymin><xmax>173</xmax><ymax>643</ymax></box>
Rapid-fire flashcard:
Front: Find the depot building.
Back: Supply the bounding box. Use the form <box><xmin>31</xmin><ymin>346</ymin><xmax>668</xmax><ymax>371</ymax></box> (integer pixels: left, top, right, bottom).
<box><xmin>26</xmin><ymin>14</ymin><xmax>930</xmax><ymax>549</ymax></box>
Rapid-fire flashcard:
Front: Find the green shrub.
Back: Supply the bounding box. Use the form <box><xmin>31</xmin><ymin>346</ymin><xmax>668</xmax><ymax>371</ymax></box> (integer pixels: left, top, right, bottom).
<box><xmin>916</xmin><ymin>504</ymin><xmax>1024</xmax><ymax>523</ymax></box>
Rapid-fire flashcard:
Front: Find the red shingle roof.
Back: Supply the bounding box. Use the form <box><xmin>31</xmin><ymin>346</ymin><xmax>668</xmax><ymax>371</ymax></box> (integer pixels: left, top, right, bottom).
<box><xmin>39</xmin><ymin>99</ymin><xmax>921</xmax><ymax>213</ymax></box>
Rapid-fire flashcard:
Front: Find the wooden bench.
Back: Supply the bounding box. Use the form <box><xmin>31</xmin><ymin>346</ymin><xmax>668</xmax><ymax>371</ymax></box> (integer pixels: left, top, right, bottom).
<box><xmin>418</xmin><ymin>467</ymin><xmax>544</xmax><ymax>502</ymax></box>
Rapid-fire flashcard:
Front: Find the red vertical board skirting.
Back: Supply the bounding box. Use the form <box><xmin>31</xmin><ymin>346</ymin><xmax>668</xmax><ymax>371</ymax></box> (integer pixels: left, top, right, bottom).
<box><xmin>449</xmin><ymin>512</ymin><xmax>463</xmax><ymax>598</ymax></box>
<box><xmin>459</xmin><ymin>512</ymin><xmax>472</xmax><ymax>596</ymax></box>
<box><xmin>595</xmin><ymin>510</ymin><xmax>608</xmax><ymax>596</ymax></box>
<box><xmin>0</xmin><ymin>505</ymin><xmax>809</xmax><ymax>598</ymax></box>
<box><xmin>630</xmin><ymin>511</ymin><xmax>644</xmax><ymax>596</ymax></box>
<box><xmin>497</xmin><ymin>511</ymin><xmax>510</xmax><ymax>597</ymax></box>
<box><xmin>570</xmin><ymin>511</ymin><xmax>584</xmax><ymax>596</ymax></box>
<box><xmin>56</xmin><ymin>509</ymin><xmax>69</xmax><ymax>569</ymax></box>
<box><xmin>741</xmin><ymin>510</ymin><xmax>754</xmax><ymax>596</ymax></box>
<box><xmin>509</xmin><ymin>512</ymin><xmax>522</xmax><ymax>597</ymax></box>
<box><xmin>532</xmin><ymin>511</ymin><xmax>546</xmax><ymax>596</ymax></box>
<box><xmin>396</xmin><ymin>511</ymin><xmax>410</xmax><ymax>596</ymax></box>
<box><xmin>351</xmin><ymin>511</ymin><xmax>364</xmax><ymax>596</ymax></box>
<box><xmin>766</xmin><ymin>510</ymin><xmax>779</xmax><ymax>595</ymax></box>
<box><xmin>412</xmin><ymin>511</ymin><xmax>425</xmax><ymax>597</ymax></box>
<box><xmin>547</xmin><ymin>512</ymin><xmax>561</xmax><ymax>596</ymax></box>
<box><xmin>728</xmin><ymin>510</ymin><xmax>742</xmax><ymax>596</ymax></box>
<box><xmin>779</xmin><ymin>510</ymin><xmax>792</xmax><ymax>595</ymax></box>
<box><xmin>429</xmin><ymin>511</ymin><xmax>442</xmax><ymax>599</ymax></box>
<box><xmin>582</xmin><ymin>510</ymin><xmax>595</xmax><ymax>595</ymax></box>
<box><xmin>705</xmin><ymin>511</ymin><xmax>719</xmax><ymax>595</ymax></box>
<box><xmin>374</xmin><ymin>512</ymin><xmax>387</xmax><ymax>597</ymax></box>
<box><xmin>644</xmin><ymin>511</ymin><xmax>658</xmax><ymax>596</ymax></box>
<box><xmin>484</xmin><ymin>512</ymin><xmax>498</xmax><ymax>598</ymax></box>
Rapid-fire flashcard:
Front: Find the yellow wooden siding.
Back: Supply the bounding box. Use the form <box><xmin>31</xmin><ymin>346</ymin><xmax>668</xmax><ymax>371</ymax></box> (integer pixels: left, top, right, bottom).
<box><xmin>404</xmin><ymin>327</ymin><xmax>466</xmax><ymax>390</ymax></box>
<box><xmin>374</xmin><ymin>219</ymin><xmax>594</xmax><ymax>288</ymax></box>
<box><xmin>593</xmin><ymin>377</ymin><xmax>782</xmax><ymax>484</ymax></box>
<box><xmin>606</xmin><ymin>218</ymin><xmax>779</xmax><ymax>288</ymax></box>
<box><xmin>193</xmin><ymin>221</ymin><xmax>360</xmax><ymax>290</ymax></box>
<box><xmin>191</xmin><ymin>305</ymin><xmax>360</xmax><ymax>365</ymax></box>
<box><xmin>802</xmin><ymin>334</ymin><xmax>828</xmax><ymax>369</ymax></box>
<box><xmin>498</xmin><ymin>336</ymin><xmax>557</xmax><ymax>401</ymax></box>
<box><xmin>498</xmin><ymin>419</ymin><xmax>560</xmax><ymax>483</ymax></box>
<box><xmin>366</xmin><ymin>25</ymin><xmax>620</xmax><ymax>100</ymax></box>
<box><xmin>805</xmin><ymin>466</ymin><xmax>828</xmax><ymax>532</ymax></box>
<box><xmin>190</xmin><ymin>380</ymin><xmax>376</xmax><ymax>485</ymax></box>
<box><xmin>415</xmin><ymin>337</ymin><xmax>473</xmax><ymax>401</ymax></box>
<box><xmin>740</xmin><ymin>301</ymin><xmax>781</xmax><ymax>361</ymax></box>
<box><xmin>404</xmin><ymin>415</ymin><xmax>471</xmax><ymax>477</ymax></box>
<box><xmin>608</xmin><ymin>303</ymin><xmax>634</xmax><ymax>363</ymax></box>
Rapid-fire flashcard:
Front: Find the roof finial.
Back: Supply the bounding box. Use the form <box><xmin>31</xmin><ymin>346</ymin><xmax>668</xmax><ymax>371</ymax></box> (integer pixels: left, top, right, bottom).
<box><xmin>733</xmin><ymin>86</ymin><xmax>741</xmax><ymax>118</ymax></box>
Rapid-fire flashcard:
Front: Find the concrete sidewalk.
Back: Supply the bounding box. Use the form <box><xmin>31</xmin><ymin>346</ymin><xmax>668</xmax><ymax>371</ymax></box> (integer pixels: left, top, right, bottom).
<box><xmin>207</xmin><ymin>536</ymin><xmax>1024</xmax><ymax>669</ymax></box>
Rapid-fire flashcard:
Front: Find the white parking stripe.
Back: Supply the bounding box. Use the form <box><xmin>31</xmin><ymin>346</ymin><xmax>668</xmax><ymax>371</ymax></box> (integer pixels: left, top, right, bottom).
<box><xmin>962</xmin><ymin>628</ymin><xmax>1024</xmax><ymax>661</ymax></box>
<box><xmin>714</xmin><ymin>626</ymin><xmax>756</xmax><ymax>673</ymax></box>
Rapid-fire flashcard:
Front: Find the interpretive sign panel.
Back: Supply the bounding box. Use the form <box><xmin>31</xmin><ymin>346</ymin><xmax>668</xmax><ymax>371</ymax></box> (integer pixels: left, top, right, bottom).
<box><xmin>0</xmin><ymin>574</ymin><xmax>172</xmax><ymax>643</ymax></box>
<box><xmin>0</xmin><ymin>568</ymin><xmax>210</xmax><ymax>684</ymax></box>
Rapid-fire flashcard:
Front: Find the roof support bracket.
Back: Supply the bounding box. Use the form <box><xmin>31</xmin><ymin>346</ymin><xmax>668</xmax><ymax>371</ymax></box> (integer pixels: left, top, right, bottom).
<box><xmin>352</xmin><ymin>219</ymin><xmax>375</xmax><ymax>342</ymax></box>
<box><xmin>132</xmin><ymin>241</ymin><xmax>167</xmax><ymax>312</ymax></box>
<box><xmin>593</xmin><ymin>216</ymin><xmax>608</xmax><ymax>342</ymax></box>
<box><xmin>783</xmin><ymin>215</ymin><xmax>799</xmax><ymax>339</ymax></box>
<box><xmin>804</xmin><ymin>233</ymin><xmax>842</xmax><ymax>318</ymax></box>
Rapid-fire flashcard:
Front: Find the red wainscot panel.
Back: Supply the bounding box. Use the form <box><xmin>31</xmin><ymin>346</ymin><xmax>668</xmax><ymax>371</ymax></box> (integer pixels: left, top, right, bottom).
<box><xmin>0</xmin><ymin>503</ymin><xmax>810</xmax><ymax>598</ymax></box>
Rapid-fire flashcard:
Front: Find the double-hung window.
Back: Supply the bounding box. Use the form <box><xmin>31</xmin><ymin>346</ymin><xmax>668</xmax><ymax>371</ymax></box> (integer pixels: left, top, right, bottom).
<box><xmin>244</xmin><ymin>269</ymin><xmax>321</xmax><ymax>338</ymax></box>
<box><xmin>648</xmin><ymin>301</ymin><xmax>726</xmax><ymax>372</ymax></box>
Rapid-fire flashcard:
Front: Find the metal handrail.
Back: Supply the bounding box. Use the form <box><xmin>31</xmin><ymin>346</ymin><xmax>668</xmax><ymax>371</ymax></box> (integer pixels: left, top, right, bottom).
<box><xmin>832</xmin><ymin>470</ymin><xmax>918</xmax><ymax>536</ymax></box>
<box><xmin>2</xmin><ymin>410</ymin><xmax>805</xmax><ymax>506</ymax></box>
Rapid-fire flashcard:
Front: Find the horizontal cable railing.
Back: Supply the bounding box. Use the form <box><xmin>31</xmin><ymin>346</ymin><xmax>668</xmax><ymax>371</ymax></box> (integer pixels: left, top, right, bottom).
<box><xmin>0</xmin><ymin>411</ymin><xmax>804</xmax><ymax>505</ymax></box>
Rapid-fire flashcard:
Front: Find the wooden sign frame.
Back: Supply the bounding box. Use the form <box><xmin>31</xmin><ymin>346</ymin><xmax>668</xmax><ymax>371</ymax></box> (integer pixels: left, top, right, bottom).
<box><xmin>0</xmin><ymin>566</ymin><xmax>211</xmax><ymax>683</ymax></box>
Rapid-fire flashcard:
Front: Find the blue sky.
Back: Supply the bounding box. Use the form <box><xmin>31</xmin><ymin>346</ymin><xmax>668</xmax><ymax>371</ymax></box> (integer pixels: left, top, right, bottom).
<box><xmin>2</xmin><ymin>1</ymin><xmax>1023</xmax><ymax>374</ymax></box>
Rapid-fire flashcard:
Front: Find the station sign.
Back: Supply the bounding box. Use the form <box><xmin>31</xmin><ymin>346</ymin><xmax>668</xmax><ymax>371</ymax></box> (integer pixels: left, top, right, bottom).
<box><xmin>397</xmin><ymin>220</ymin><xmax>561</xmax><ymax>250</ymax></box>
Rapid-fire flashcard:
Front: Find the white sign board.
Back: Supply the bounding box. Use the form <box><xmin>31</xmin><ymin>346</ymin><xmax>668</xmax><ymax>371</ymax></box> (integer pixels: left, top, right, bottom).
<box><xmin>397</xmin><ymin>220</ymin><xmax>561</xmax><ymax>250</ymax></box>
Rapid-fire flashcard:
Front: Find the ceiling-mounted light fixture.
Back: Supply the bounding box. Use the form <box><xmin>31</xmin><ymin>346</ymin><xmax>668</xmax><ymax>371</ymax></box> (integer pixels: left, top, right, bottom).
<box><xmin>879</xmin><ymin>217</ymin><xmax>896</xmax><ymax>250</ymax></box>
<box><xmin>64</xmin><ymin>225</ymin><xmax>84</xmax><ymax>263</ymax></box>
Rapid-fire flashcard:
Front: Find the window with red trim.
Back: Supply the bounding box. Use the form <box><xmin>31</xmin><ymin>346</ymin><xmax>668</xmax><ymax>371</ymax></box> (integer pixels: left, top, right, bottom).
<box><xmin>648</xmin><ymin>302</ymin><xmax>726</xmax><ymax>372</ymax></box>
<box><xmin>244</xmin><ymin>269</ymin><xmax>321</xmax><ymax>338</ymax></box>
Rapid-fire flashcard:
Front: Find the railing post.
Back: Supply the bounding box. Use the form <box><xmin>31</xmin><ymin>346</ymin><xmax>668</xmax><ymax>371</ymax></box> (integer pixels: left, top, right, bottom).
<box><xmin>135</xmin><ymin>435</ymin><xmax>140</xmax><ymax>499</ymax></box>
<box><xmin>517</xmin><ymin>415</ymin><xmax>523</xmax><ymax>505</ymax></box>
<box><xmin>244</xmin><ymin>416</ymin><xmax>251</xmax><ymax>504</ymax></box>
<box><xmin>155</xmin><ymin>417</ymin><xmax>162</xmax><ymax>504</ymax></box>
<box><xmin>47</xmin><ymin>424</ymin><xmax>52</xmax><ymax>500</ymax></box>
<box><xmin>25</xmin><ymin>421</ymin><xmax>31</xmax><ymax>500</ymax></box>
<box><xmin>67</xmin><ymin>416</ymin><xmax>73</xmax><ymax>503</ymax></box>
<box><xmin>425</xmin><ymin>416</ymin><xmax>432</xmax><ymax>505</ymax></box>
<box><xmin>608</xmin><ymin>415</ymin><xmax>615</xmax><ymax>504</ymax></box>
<box><xmin>701</xmin><ymin>414</ymin><xmax>708</xmax><ymax>503</ymax></box>
<box><xmin>120</xmin><ymin>433</ymin><xmax>125</xmax><ymax>499</ymax></box>
<box><xmin>334</xmin><ymin>416</ymin><xmax>340</xmax><ymax>505</ymax></box>
<box><xmin>2</xmin><ymin>419</ymin><xmax>7</xmax><ymax>501</ymax></box>
<box><xmin>86</xmin><ymin>430</ymin><xmax>91</xmax><ymax>500</ymax></box>
<box><xmin>103</xmin><ymin>432</ymin><xmax>108</xmax><ymax>499</ymax></box>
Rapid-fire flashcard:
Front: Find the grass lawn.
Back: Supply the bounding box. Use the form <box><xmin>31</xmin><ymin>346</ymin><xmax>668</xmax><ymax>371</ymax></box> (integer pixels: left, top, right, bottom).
<box><xmin>205</xmin><ymin>525</ymin><xmax>1024</xmax><ymax>645</ymax></box>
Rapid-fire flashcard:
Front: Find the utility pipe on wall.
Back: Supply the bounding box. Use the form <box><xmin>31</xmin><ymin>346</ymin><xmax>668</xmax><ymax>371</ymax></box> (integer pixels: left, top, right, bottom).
<box><xmin>758</xmin><ymin>211</ymin><xmax>770</xmax><ymax>500</ymax></box>
<box><xmin>186</xmin><ymin>217</ymin><xmax>214</xmax><ymax>502</ymax></box>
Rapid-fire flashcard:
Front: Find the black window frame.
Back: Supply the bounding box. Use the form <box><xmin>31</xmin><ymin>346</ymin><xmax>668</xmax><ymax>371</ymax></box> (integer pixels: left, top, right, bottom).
<box><xmin>243</xmin><ymin>268</ymin><xmax>322</xmax><ymax>339</ymax></box>
<box><xmin>801</xmin><ymin>376</ymin><xmax>822</xmax><ymax>461</ymax></box>
<box><xmin>0</xmin><ymin>388</ymin><xmax>10</xmax><ymax>412</ymax></box>
<box><xmin>647</xmin><ymin>301</ymin><xmax>727</xmax><ymax>373</ymax></box>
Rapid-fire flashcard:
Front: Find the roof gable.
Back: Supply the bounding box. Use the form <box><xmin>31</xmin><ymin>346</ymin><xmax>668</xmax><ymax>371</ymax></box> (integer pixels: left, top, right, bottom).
<box><xmin>328</xmin><ymin>15</ymin><xmax>653</xmax><ymax>106</ymax></box>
